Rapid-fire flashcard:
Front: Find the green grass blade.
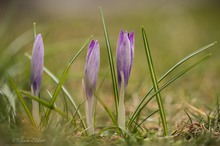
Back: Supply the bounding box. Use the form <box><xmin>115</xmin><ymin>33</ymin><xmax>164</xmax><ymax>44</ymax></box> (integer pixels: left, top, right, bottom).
<box><xmin>99</xmin><ymin>7</ymin><xmax>119</xmax><ymax>114</ymax></box>
<box><xmin>137</xmin><ymin>109</ymin><xmax>159</xmax><ymax>127</ymax></box>
<box><xmin>43</xmin><ymin>66</ymin><xmax>86</xmax><ymax>129</ymax></box>
<box><xmin>20</xmin><ymin>90</ymin><xmax>71</xmax><ymax>121</ymax></box>
<box><xmin>94</xmin><ymin>92</ymin><xmax>117</xmax><ymax>125</ymax></box>
<box><xmin>25</xmin><ymin>53</ymin><xmax>87</xmax><ymax>130</ymax></box>
<box><xmin>20</xmin><ymin>90</ymin><xmax>53</xmax><ymax>109</ymax></box>
<box><xmin>130</xmin><ymin>54</ymin><xmax>211</xmax><ymax>127</ymax></box>
<box><xmin>8</xmin><ymin>75</ymin><xmax>36</xmax><ymax>127</ymax></box>
<box><xmin>141</xmin><ymin>27</ymin><xmax>168</xmax><ymax>136</ymax></box>
<box><xmin>44</xmin><ymin>36</ymin><xmax>92</xmax><ymax>125</ymax></box>
<box><xmin>128</xmin><ymin>41</ymin><xmax>217</xmax><ymax>127</ymax></box>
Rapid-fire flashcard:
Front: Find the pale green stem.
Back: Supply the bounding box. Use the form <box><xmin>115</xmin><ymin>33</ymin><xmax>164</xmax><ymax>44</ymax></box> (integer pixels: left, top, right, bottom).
<box><xmin>31</xmin><ymin>86</ymin><xmax>40</xmax><ymax>127</ymax></box>
<box><xmin>118</xmin><ymin>72</ymin><xmax>125</xmax><ymax>129</ymax></box>
<box><xmin>86</xmin><ymin>95</ymin><xmax>95</xmax><ymax>135</ymax></box>
<box><xmin>82</xmin><ymin>79</ymin><xmax>94</xmax><ymax>135</ymax></box>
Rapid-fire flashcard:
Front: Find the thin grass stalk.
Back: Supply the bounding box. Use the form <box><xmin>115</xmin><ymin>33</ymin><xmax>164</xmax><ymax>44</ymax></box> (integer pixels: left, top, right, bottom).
<box><xmin>25</xmin><ymin>53</ymin><xmax>87</xmax><ymax>130</ymax></box>
<box><xmin>20</xmin><ymin>90</ymin><xmax>72</xmax><ymax>121</ymax></box>
<box><xmin>99</xmin><ymin>8</ymin><xmax>119</xmax><ymax>114</ymax></box>
<box><xmin>43</xmin><ymin>66</ymin><xmax>86</xmax><ymax>129</ymax></box>
<box><xmin>44</xmin><ymin>36</ymin><xmax>92</xmax><ymax>125</ymax></box>
<box><xmin>142</xmin><ymin>27</ymin><xmax>168</xmax><ymax>135</ymax></box>
<box><xmin>130</xmin><ymin>54</ymin><xmax>211</xmax><ymax>127</ymax></box>
<box><xmin>94</xmin><ymin>92</ymin><xmax>117</xmax><ymax>125</ymax></box>
<box><xmin>128</xmin><ymin>41</ymin><xmax>217</xmax><ymax>126</ymax></box>
<box><xmin>137</xmin><ymin>109</ymin><xmax>159</xmax><ymax>127</ymax></box>
<box><xmin>8</xmin><ymin>75</ymin><xmax>36</xmax><ymax>127</ymax></box>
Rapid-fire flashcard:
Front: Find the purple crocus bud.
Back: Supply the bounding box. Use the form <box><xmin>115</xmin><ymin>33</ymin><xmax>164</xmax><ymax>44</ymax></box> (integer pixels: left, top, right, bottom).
<box><xmin>84</xmin><ymin>40</ymin><xmax>100</xmax><ymax>135</ymax></box>
<box><xmin>84</xmin><ymin>40</ymin><xmax>100</xmax><ymax>99</ymax></box>
<box><xmin>31</xmin><ymin>33</ymin><xmax>44</xmax><ymax>127</ymax></box>
<box><xmin>116</xmin><ymin>30</ymin><xmax>134</xmax><ymax>89</ymax></box>
<box><xmin>30</xmin><ymin>34</ymin><xmax>44</xmax><ymax>96</ymax></box>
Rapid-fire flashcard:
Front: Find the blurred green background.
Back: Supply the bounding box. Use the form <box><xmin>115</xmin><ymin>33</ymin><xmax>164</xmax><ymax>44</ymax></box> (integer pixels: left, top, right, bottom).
<box><xmin>0</xmin><ymin>0</ymin><xmax>220</xmax><ymax>127</ymax></box>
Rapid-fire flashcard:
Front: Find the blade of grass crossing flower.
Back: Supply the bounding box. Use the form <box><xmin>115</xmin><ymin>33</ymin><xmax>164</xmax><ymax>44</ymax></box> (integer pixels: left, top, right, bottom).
<box><xmin>142</xmin><ymin>27</ymin><xmax>168</xmax><ymax>136</ymax></box>
<box><xmin>95</xmin><ymin>71</ymin><xmax>117</xmax><ymax>125</ymax></box>
<box><xmin>128</xmin><ymin>41</ymin><xmax>217</xmax><ymax>127</ymax></box>
<box><xmin>25</xmin><ymin>53</ymin><xmax>87</xmax><ymax>130</ymax></box>
<box><xmin>8</xmin><ymin>75</ymin><xmax>36</xmax><ymax>127</ymax></box>
<box><xmin>71</xmin><ymin>99</ymin><xmax>86</xmax><ymax>123</ymax></box>
<box><xmin>99</xmin><ymin>7</ymin><xmax>119</xmax><ymax>114</ymax></box>
<box><xmin>43</xmin><ymin>66</ymin><xmax>86</xmax><ymax>129</ymax></box>
<box><xmin>44</xmin><ymin>36</ymin><xmax>92</xmax><ymax>125</ymax></box>
<box><xmin>47</xmin><ymin>90</ymin><xmax>57</xmax><ymax>108</ymax></box>
<box><xmin>94</xmin><ymin>92</ymin><xmax>117</xmax><ymax>125</ymax></box>
<box><xmin>131</xmin><ymin>54</ymin><xmax>211</xmax><ymax>127</ymax></box>
<box><xmin>20</xmin><ymin>90</ymin><xmax>72</xmax><ymax>122</ymax></box>
<box><xmin>20</xmin><ymin>90</ymin><xmax>53</xmax><ymax>109</ymax></box>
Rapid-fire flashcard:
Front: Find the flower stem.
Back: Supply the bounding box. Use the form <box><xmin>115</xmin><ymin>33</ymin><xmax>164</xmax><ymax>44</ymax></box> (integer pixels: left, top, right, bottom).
<box><xmin>118</xmin><ymin>72</ymin><xmax>125</xmax><ymax>129</ymax></box>
<box><xmin>31</xmin><ymin>86</ymin><xmax>40</xmax><ymax>127</ymax></box>
<box><xmin>86</xmin><ymin>96</ymin><xmax>95</xmax><ymax>135</ymax></box>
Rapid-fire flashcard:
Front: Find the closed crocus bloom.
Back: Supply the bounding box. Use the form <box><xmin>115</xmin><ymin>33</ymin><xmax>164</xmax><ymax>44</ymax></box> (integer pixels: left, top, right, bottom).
<box><xmin>84</xmin><ymin>40</ymin><xmax>100</xmax><ymax>135</ymax></box>
<box><xmin>116</xmin><ymin>30</ymin><xmax>134</xmax><ymax>89</ymax></box>
<box><xmin>31</xmin><ymin>34</ymin><xmax>44</xmax><ymax>127</ymax></box>
<box><xmin>31</xmin><ymin>34</ymin><xmax>44</xmax><ymax>96</ymax></box>
<box><xmin>84</xmin><ymin>40</ymin><xmax>100</xmax><ymax>99</ymax></box>
<box><xmin>116</xmin><ymin>30</ymin><xmax>134</xmax><ymax>129</ymax></box>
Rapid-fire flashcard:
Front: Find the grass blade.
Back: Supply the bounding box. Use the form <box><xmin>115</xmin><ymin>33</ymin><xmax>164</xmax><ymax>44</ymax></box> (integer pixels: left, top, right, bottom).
<box><xmin>128</xmin><ymin>41</ymin><xmax>217</xmax><ymax>127</ymax></box>
<box><xmin>94</xmin><ymin>92</ymin><xmax>117</xmax><ymax>125</ymax></box>
<box><xmin>43</xmin><ymin>66</ymin><xmax>86</xmax><ymax>129</ymax></box>
<box><xmin>8</xmin><ymin>75</ymin><xmax>36</xmax><ymax>127</ymax></box>
<box><xmin>130</xmin><ymin>54</ymin><xmax>211</xmax><ymax>127</ymax></box>
<box><xmin>20</xmin><ymin>90</ymin><xmax>71</xmax><ymax>121</ymax></box>
<box><xmin>25</xmin><ymin>52</ymin><xmax>86</xmax><ymax>129</ymax></box>
<box><xmin>141</xmin><ymin>27</ymin><xmax>168</xmax><ymax>136</ymax></box>
<box><xmin>99</xmin><ymin>7</ymin><xmax>119</xmax><ymax>114</ymax></box>
<box><xmin>44</xmin><ymin>36</ymin><xmax>92</xmax><ymax>125</ymax></box>
<box><xmin>137</xmin><ymin>109</ymin><xmax>159</xmax><ymax>127</ymax></box>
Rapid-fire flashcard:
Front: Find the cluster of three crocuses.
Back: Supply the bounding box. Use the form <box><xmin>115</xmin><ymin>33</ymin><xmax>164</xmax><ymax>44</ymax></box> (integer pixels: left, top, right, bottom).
<box><xmin>31</xmin><ymin>30</ymin><xmax>134</xmax><ymax>135</ymax></box>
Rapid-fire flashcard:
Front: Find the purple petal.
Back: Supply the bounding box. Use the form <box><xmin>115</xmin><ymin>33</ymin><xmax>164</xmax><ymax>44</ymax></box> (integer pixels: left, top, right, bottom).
<box><xmin>116</xmin><ymin>31</ymin><xmax>133</xmax><ymax>89</ymax></box>
<box><xmin>118</xmin><ymin>30</ymin><xmax>125</xmax><ymax>46</ymax></box>
<box><xmin>84</xmin><ymin>40</ymin><xmax>100</xmax><ymax>99</ymax></box>
<box><xmin>128</xmin><ymin>32</ymin><xmax>135</xmax><ymax>75</ymax></box>
<box><xmin>86</xmin><ymin>40</ymin><xmax>96</xmax><ymax>64</ymax></box>
<box><xmin>30</xmin><ymin>34</ymin><xmax>44</xmax><ymax>96</ymax></box>
<box><xmin>116</xmin><ymin>30</ymin><xmax>135</xmax><ymax>90</ymax></box>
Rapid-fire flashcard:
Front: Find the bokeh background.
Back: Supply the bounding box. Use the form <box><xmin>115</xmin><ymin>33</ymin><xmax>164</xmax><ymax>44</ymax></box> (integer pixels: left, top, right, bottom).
<box><xmin>0</xmin><ymin>0</ymin><xmax>220</xmax><ymax>128</ymax></box>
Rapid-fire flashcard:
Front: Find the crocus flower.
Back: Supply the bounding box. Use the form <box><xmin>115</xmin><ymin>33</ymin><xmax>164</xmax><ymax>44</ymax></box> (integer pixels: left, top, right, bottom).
<box><xmin>31</xmin><ymin>34</ymin><xmax>44</xmax><ymax>96</ymax></box>
<box><xmin>116</xmin><ymin>30</ymin><xmax>134</xmax><ymax>129</ymax></box>
<box><xmin>84</xmin><ymin>40</ymin><xmax>100</xmax><ymax>135</ymax></box>
<box><xmin>31</xmin><ymin>33</ymin><xmax>44</xmax><ymax>127</ymax></box>
<box><xmin>116</xmin><ymin>30</ymin><xmax>134</xmax><ymax>89</ymax></box>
